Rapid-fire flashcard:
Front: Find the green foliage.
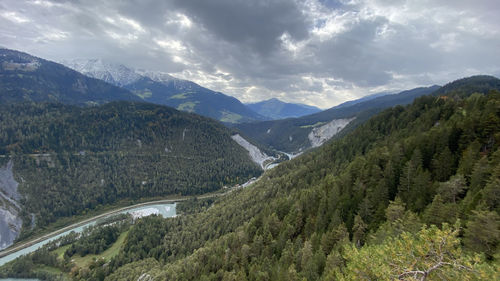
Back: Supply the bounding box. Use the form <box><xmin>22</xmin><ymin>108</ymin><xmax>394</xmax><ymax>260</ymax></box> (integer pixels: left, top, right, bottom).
<box><xmin>335</xmin><ymin>224</ymin><xmax>499</xmax><ymax>280</ymax></box>
<box><xmin>65</xmin><ymin>225</ymin><xmax>122</xmax><ymax>257</ymax></box>
<box><xmin>3</xmin><ymin>78</ymin><xmax>500</xmax><ymax>281</ymax></box>
<box><xmin>0</xmin><ymin>101</ymin><xmax>261</xmax><ymax>234</ymax></box>
<box><xmin>464</xmin><ymin>210</ymin><xmax>500</xmax><ymax>259</ymax></box>
<box><xmin>81</xmin><ymin>84</ymin><xmax>500</xmax><ymax>280</ymax></box>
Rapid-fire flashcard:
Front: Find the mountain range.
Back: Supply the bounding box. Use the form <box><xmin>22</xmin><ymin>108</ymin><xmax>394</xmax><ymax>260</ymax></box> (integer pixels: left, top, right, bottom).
<box><xmin>236</xmin><ymin>85</ymin><xmax>441</xmax><ymax>152</ymax></box>
<box><xmin>0</xmin><ymin>48</ymin><xmax>446</xmax><ymax>155</ymax></box>
<box><xmin>0</xmin><ymin>46</ymin><xmax>499</xmax><ymax>280</ymax></box>
<box><xmin>0</xmin><ymin>49</ymin><xmax>138</xmax><ymax>105</ymax></box>
<box><xmin>63</xmin><ymin>58</ymin><xmax>265</xmax><ymax>123</ymax></box>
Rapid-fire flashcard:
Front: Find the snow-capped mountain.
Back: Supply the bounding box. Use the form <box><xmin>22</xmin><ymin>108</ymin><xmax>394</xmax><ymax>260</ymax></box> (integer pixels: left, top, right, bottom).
<box><xmin>61</xmin><ymin>59</ymin><xmax>266</xmax><ymax>123</ymax></box>
<box><xmin>63</xmin><ymin>59</ymin><xmax>201</xmax><ymax>91</ymax></box>
<box><xmin>62</xmin><ymin>59</ymin><xmax>142</xmax><ymax>87</ymax></box>
<box><xmin>136</xmin><ymin>69</ymin><xmax>201</xmax><ymax>92</ymax></box>
<box><xmin>0</xmin><ymin>49</ymin><xmax>138</xmax><ymax>105</ymax></box>
<box><xmin>136</xmin><ymin>69</ymin><xmax>175</xmax><ymax>84</ymax></box>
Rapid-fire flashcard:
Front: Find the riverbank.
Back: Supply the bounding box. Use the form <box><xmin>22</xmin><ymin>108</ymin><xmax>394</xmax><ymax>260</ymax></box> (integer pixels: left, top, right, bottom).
<box><xmin>0</xmin><ymin>173</ymin><xmax>263</xmax><ymax>266</ymax></box>
<box><xmin>0</xmin><ymin>184</ymin><xmax>238</xmax><ymax>261</ymax></box>
<box><xmin>0</xmin><ymin>198</ymin><xmax>181</xmax><ymax>260</ymax></box>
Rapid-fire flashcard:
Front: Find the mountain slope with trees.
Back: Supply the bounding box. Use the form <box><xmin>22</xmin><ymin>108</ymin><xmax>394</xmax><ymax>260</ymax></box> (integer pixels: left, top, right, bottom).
<box><xmin>4</xmin><ymin>76</ymin><xmax>499</xmax><ymax>280</ymax></box>
<box><xmin>0</xmin><ymin>101</ymin><xmax>261</xmax><ymax>240</ymax></box>
<box><xmin>104</xmin><ymin>77</ymin><xmax>500</xmax><ymax>280</ymax></box>
<box><xmin>0</xmin><ymin>49</ymin><xmax>138</xmax><ymax>105</ymax></box>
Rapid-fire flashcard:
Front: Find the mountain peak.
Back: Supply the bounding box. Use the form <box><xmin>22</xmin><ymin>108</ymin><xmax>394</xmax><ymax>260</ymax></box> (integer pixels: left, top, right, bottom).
<box><xmin>0</xmin><ymin>49</ymin><xmax>138</xmax><ymax>105</ymax></box>
<box><xmin>136</xmin><ymin>69</ymin><xmax>176</xmax><ymax>84</ymax></box>
<box><xmin>60</xmin><ymin>57</ymin><xmax>264</xmax><ymax>123</ymax></box>
<box><xmin>62</xmin><ymin>58</ymin><xmax>142</xmax><ymax>87</ymax></box>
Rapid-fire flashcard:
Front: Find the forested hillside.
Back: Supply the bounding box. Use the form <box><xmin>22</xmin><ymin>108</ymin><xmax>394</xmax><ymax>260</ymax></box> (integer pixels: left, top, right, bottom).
<box><xmin>0</xmin><ymin>101</ymin><xmax>261</xmax><ymax>238</ymax></box>
<box><xmin>0</xmin><ymin>49</ymin><xmax>138</xmax><ymax>105</ymax></box>
<box><xmin>4</xmin><ymin>78</ymin><xmax>499</xmax><ymax>280</ymax></box>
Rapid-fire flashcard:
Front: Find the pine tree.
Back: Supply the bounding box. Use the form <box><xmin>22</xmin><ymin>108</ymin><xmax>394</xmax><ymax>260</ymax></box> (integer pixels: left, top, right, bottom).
<box><xmin>352</xmin><ymin>215</ymin><xmax>366</xmax><ymax>247</ymax></box>
<box><xmin>385</xmin><ymin>197</ymin><xmax>406</xmax><ymax>222</ymax></box>
<box><xmin>464</xmin><ymin>209</ymin><xmax>500</xmax><ymax>259</ymax></box>
<box><xmin>438</xmin><ymin>174</ymin><xmax>467</xmax><ymax>203</ymax></box>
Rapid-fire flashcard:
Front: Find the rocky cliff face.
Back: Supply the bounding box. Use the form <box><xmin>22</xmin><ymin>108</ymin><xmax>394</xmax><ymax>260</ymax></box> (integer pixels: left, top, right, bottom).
<box><xmin>308</xmin><ymin>118</ymin><xmax>355</xmax><ymax>148</ymax></box>
<box><xmin>0</xmin><ymin>160</ymin><xmax>23</xmax><ymax>250</ymax></box>
<box><xmin>231</xmin><ymin>134</ymin><xmax>276</xmax><ymax>170</ymax></box>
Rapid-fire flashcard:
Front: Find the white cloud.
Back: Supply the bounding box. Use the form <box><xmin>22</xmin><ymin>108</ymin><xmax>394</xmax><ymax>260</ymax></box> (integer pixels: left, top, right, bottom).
<box><xmin>0</xmin><ymin>11</ymin><xmax>30</xmax><ymax>23</ymax></box>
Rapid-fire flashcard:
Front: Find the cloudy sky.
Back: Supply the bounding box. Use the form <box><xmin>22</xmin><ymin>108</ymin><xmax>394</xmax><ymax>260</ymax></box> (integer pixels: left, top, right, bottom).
<box><xmin>1</xmin><ymin>0</ymin><xmax>499</xmax><ymax>108</ymax></box>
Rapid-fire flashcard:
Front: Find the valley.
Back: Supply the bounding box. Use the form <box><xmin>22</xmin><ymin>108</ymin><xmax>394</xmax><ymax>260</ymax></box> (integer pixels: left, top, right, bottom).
<box><xmin>0</xmin><ymin>74</ymin><xmax>498</xmax><ymax>280</ymax></box>
<box><xmin>0</xmin><ymin>100</ymin><xmax>262</xmax><ymax>249</ymax></box>
<box><xmin>1</xmin><ymin>3</ymin><xmax>499</xmax><ymax>277</ymax></box>
<box><xmin>235</xmin><ymin>86</ymin><xmax>441</xmax><ymax>153</ymax></box>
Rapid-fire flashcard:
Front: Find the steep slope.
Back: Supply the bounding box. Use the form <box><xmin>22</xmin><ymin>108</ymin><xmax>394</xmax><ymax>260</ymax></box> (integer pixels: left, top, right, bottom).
<box><xmin>231</xmin><ymin>134</ymin><xmax>277</xmax><ymax>169</ymax></box>
<box><xmin>0</xmin><ymin>49</ymin><xmax>138</xmax><ymax>105</ymax></box>
<box><xmin>64</xmin><ymin>59</ymin><xmax>266</xmax><ymax>123</ymax></box>
<box><xmin>236</xmin><ymin>85</ymin><xmax>440</xmax><ymax>152</ymax></box>
<box><xmin>15</xmin><ymin>76</ymin><xmax>499</xmax><ymax>280</ymax></box>
<box><xmin>62</xmin><ymin>59</ymin><xmax>142</xmax><ymax>87</ymax></box>
<box><xmin>124</xmin><ymin>76</ymin><xmax>264</xmax><ymax>123</ymax></box>
<box><xmin>245</xmin><ymin>98</ymin><xmax>321</xmax><ymax>119</ymax></box>
<box><xmin>0</xmin><ymin>101</ymin><xmax>261</xmax><ymax>245</ymax></box>
<box><xmin>0</xmin><ymin>160</ymin><xmax>22</xmax><ymax>251</ymax></box>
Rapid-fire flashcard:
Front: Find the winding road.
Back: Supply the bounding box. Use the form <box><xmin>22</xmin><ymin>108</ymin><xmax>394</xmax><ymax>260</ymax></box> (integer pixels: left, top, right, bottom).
<box><xmin>0</xmin><ymin>192</ymin><xmax>226</xmax><ymax>259</ymax></box>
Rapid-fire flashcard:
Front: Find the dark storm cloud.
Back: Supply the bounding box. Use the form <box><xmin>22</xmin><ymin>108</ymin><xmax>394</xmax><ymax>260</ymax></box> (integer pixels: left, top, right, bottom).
<box><xmin>0</xmin><ymin>0</ymin><xmax>499</xmax><ymax>108</ymax></box>
<box><xmin>171</xmin><ymin>0</ymin><xmax>310</xmax><ymax>55</ymax></box>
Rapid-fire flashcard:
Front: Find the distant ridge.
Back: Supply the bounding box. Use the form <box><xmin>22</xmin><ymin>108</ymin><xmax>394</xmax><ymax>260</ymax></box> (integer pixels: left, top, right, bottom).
<box><xmin>236</xmin><ymin>85</ymin><xmax>440</xmax><ymax>152</ymax></box>
<box><xmin>432</xmin><ymin>75</ymin><xmax>500</xmax><ymax>97</ymax></box>
<box><xmin>245</xmin><ymin>98</ymin><xmax>321</xmax><ymax>119</ymax></box>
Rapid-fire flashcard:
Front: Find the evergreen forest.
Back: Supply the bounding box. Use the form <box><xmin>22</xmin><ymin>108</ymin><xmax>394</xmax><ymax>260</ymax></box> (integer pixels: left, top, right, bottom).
<box><xmin>2</xmin><ymin>77</ymin><xmax>499</xmax><ymax>280</ymax></box>
<box><xmin>0</xmin><ymin>101</ymin><xmax>261</xmax><ymax>238</ymax></box>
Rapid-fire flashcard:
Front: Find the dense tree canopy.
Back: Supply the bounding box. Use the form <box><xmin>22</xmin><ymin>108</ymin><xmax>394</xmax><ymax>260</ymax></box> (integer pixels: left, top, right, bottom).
<box><xmin>2</xmin><ymin>79</ymin><xmax>499</xmax><ymax>281</ymax></box>
<box><xmin>0</xmin><ymin>101</ymin><xmax>261</xmax><ymax>235</ymax></box>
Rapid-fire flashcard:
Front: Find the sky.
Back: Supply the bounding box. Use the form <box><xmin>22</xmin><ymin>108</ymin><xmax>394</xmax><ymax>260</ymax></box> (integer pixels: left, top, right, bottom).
<box><xmin>1</xmin><ymin>0</ymin><xmax>499</xmax><ymax>108</ymax></box>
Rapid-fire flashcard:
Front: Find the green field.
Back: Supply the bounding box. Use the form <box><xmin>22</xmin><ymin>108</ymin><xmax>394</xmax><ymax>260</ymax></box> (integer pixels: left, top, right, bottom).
<box><xmin>299</xmin><ymin>121</ymin><xmax>325</xmax><ymax>128</ymax></box>
<box><xmin>219</xmin><ymin>111</ymin><xmax>242</xmax><ymax>123</ymax></box>
<box><xmin>52</xmin><ymin>229</ymin><xmax>129</xmax><ymax>268</ymax></box>
<box><xmin>133</xmin><ymin>89</ymin><xmax>153</xmax><ymax>99</ymax></box>
<box><xmin>177</xmin><ymin>101</ymin><xmax>198</xmax><ymax>112</ymax></box>
<box><xmin>169</xmin><ymin>92</ymin><xmax>190</xmax><ymax>99</ymax></box>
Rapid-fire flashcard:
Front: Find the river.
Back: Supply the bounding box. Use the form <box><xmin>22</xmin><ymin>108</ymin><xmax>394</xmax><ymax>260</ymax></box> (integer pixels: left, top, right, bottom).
<box><xmin>0</xmin><ymin>203</ymin><xmax>176</xmax><ymax>268</ymax></box>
